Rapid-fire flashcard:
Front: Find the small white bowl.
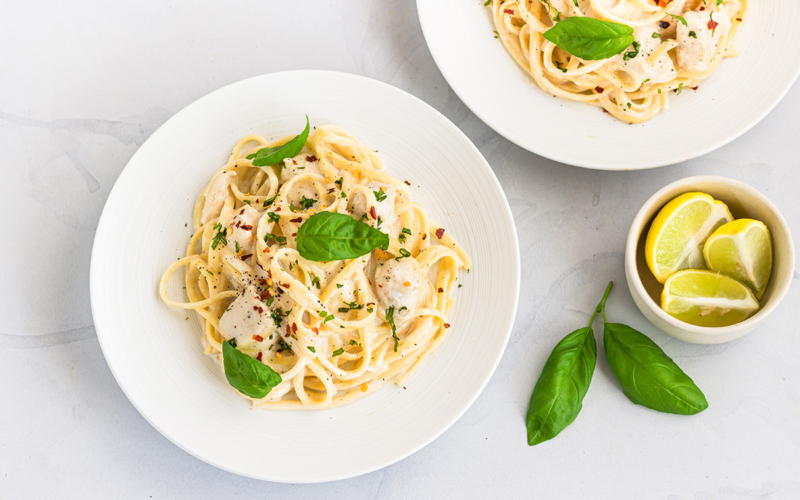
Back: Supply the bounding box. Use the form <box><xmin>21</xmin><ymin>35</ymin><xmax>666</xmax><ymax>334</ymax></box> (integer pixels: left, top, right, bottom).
<box><xmin>625</xmin><ymin>176</ymin><xmax>795</xmax><ymax>344</ymax></box>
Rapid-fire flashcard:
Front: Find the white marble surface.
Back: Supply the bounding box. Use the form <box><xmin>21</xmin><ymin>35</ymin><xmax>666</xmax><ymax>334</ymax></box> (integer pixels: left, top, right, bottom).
<box><xmin>1</xmin><ymin>1</ymin><xmax>799</xmax><ymax>498</ymax></box>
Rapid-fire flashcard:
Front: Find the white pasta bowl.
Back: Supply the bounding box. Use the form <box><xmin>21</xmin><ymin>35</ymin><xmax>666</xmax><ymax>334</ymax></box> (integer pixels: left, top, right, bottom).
<box><xmin>625</xmin><ymin>176</ymin><xmax>794</xmax><ymax>344</ymax></box>
<box><xmin>90</xmin><ymin>71</ymin><xmax>520</xmax><ymax>482</ymax></box>
<box><xmin>417</xmin><ymin>0</ymin><xmax>800</xmax><ymax>169</ymax></box>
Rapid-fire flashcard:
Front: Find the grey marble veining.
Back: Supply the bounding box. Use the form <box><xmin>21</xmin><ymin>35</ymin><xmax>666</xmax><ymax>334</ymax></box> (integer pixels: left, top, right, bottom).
<box><xmin>1</xmin><ymin>1</ymin><xmax>798</xmax><ymax>498</ymax></box>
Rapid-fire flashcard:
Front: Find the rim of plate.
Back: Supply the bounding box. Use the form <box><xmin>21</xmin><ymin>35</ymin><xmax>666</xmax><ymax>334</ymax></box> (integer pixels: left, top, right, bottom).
<box><xmin>90</xmin><ymin>70</ymin><xmax>520</xmax><ymax>482</ymax></box>
<box><xmin>417</xmin><ymin>0</ymin><xmax>800</xmax><ymax>170</ymax></box>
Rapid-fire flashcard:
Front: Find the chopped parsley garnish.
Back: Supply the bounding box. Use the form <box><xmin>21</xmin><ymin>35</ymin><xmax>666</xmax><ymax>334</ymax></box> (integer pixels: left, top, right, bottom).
<box><xmin>271</xmin><ymin>308</ymin><xmax>292</xmax><ymax>328</ymax></box>
<box><xmin>310</xmin><ymin>276</ymin><xmax>321</xmax><ymax>289</ymax></box>
<box><xmin>263</xmin><ymin>195</ymin><xmax>277</xmax><ymax>208</ymax></box>
<box><xmin>307</xmin><ymin>346</ymin><xmax>316</xmax><ymax>353</ymax></box>
<box><xmin>268</xmin><ymin>212</ymin><xmax>281</xmax><ymax>223</ymax></box>
<box><xmin>334</xmin><ymin>177</ymin><xmax>343</xmax><ymax>189</ymax></box>
<box><xmin>386</xmin><ymin>306</ymin><xmax>399</xmax><ymax>352</ymax></box>
<box><xmin>264</xmin><ymin>232</ymin><xmax>287</xmax><ymax>244</ymax></box>
<box><xmin>211</xmin><ymin>223</ymin><xmax>228</xmax><ymax>250</ymax></box>
<box><xmin>623</xmin><ymin>41</ymin><xmax>640</xmax><ymax>61</ymax></box>
<box><xmin>279</xmin><ymin>340</ymin><xmax>293</xmax><ymax>354</ymax></box>
<box><xmin>396</xmin><ymin>248</ymin><xmax>411</xmax><ymax>260</ymax></box>
<box><xmin>338</xmin><ymin>301</ymin><xmax>364</xmax><ymax>313</ymax></box>
<box><xmin>332</xmin><ymin>348</ymin><xmax>344</xmax><ymax>357</ymax></box>
<box><xmin>373</xmin><ymin>190</ymin><xmax>387</xmax><ymax>202</ymax></box>
<box><xmin>349</xmin><ymin>340</ymin><xmax>358</xmax><ymax>346</ymax></box>
<box><xmin>299</xmin><ymin>196</ymin><xmax>317</xmax><ymax>210</ymax></box>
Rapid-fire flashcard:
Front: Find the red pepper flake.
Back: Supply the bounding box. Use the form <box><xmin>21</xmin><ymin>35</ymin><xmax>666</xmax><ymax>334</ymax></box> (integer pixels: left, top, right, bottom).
<box><xmin>312</xmin><ymin>327</ymin><xmax>319</xmax><ymax>335</ymax></box>
<box><xmin>256</xmin><ymin>351</ymin><xmax>263</xmax><ymax>361</ymax></box>
<box><xmin>290</xmin><ymin>217</ymin><xmax>302</xmax><ymax>223</ymax></box>
<box><xmin>306</xmin><ymin>155</ymin><xmax>318</xmax><ymax>162</ymax></box>
<box><xmin>692</xmin><ymin>86</ymin><xmax>699</xmax><ymax>91</ymax></box>
<box><xmin>444</xmin><ymin>323</ymin><xmax>451</xmax><ymax>329</ymax></box>
<box><xmin>291</xmin><ymin>323</ymin><xmax>297</xmax><ymax>333</ymax></box>
<box><xmin>707</xmin><ymin>18</ymin><xmax>718</xmax><ymax>30</ymax></box>
<box><xmin>422</xmin><ymin>233</ymin><xmax>427</xmax><ymax>240</ymax></box>
<box><xmin>282</xmin><ymin>282</ymin><xmax>290</xmax><ymax>288</ymax></box>
<box><xmin>235</xmin><ymin>221</ymin><xmax>241</xmax><ymax>228</ymax></box>
<box><xmin>285</xmin><ymin>325</ymin><xmax>291</xmax><ymax>337</ymax></box>
<box><xmin>595</xmin><ymin>86</ymin><xmax>604</xmax><ymax>93</ymax></box>
<box><xmin>240</xmin><ymin>224</ymin><xmax>253</xmax><ymax>231</ymax></box>
<box><xmin>240</xmin><ymin>253</ymin><xmax>252</xmax><ymax>261</ymax></box>
<box><xmin>254</xmin><ymin>306</ymin><xmax>264</xmax><ymax>314</ymax></box>
<box><xmin>437</xmin><ymin>288</ymin><xmax>444</xmax><ymax>293</ymax></box>
<box><xmin>435</xmin><ymin>228</ymin><xmax>445</xmax><ymax>239</ymax></box>
<box><xmin>263</xmin><ymin>247</ymin><xmax>271</xmax><ymax>253</ymax></box>
<box><xmin>404</xmin><ymin>180</ymin><xmax>411</xmax><ymax>186</ymax></box>
<box><xmin>259</xmin><ymin>279</ymin><xmax>267</xmax><ymax>285</ymax></box>
<box><xmin>291</xmin><ymin>233</ymin><xmax>297</xmax><ymax>237</ymax></box>
<box><xmin>503</xmin><ymin>8</ymin><xmax>514</xmax><ymax>14</ymax></box>
<box><xmin>369</xmin><ymin>206</ymin><xmax>377</xmax><ymax>220</ymax></box>
<box><xmin>602</xmin><ymin>109</ymin><xmax>609</xmax><ymax>114</ymax></box>
<box><xmin>259</xmin><ymin>290</ymin><xmax>272</xmax><ymax>301</ymax></box>
<box><xmin>253</xmin><ymin>334</ymin><xmax>264</xmax><ymax>342</ymax></box>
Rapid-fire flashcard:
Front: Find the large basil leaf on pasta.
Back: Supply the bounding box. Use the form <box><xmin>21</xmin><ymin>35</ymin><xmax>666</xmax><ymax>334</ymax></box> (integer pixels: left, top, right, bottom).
<box><xmin>223</xmin><ymin>340</ymin><xmax>282</xmax><ymax>399</ymax></box>
<box><xmin>296</xmin><ymin>212</ymin><xmax>389</xmax><ymax>262</ymax></box>
<box><xmin>526</xmin><ymin>325</ymin><xmax>597</xmax><ymax>446</ymax></box>
<box><xmin>246</xmin><ymin>115</ymin><xmax>310</xmax><ymax>167</ymax></box>
<box><xmin>543</xmin><ymin>17</ymin><xmax>634</xmax><ymax>61</ymax></box>
<box><xmin>603</xmin><ymin>322</ymin><xmax>708</xmax><ymax>415</ymax></box>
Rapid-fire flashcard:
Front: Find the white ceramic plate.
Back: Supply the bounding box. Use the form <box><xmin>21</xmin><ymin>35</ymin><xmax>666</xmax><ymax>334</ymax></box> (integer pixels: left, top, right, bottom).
<box><xmin>417</xmin><ymin>0</ymin><xmax>800</xmax><ymax>170</ymax></box>
<box><xmin>90</xmin><ymin>71</ymin><xmax>520</xmax><ymax>482</ymax></box>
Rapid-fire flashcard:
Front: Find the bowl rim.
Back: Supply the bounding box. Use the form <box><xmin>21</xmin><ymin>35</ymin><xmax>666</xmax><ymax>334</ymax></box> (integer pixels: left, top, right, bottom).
<box><xmin>626</xmin><ymin>175</ymin><xmax>795</xmax><ymax>338</ymax></box>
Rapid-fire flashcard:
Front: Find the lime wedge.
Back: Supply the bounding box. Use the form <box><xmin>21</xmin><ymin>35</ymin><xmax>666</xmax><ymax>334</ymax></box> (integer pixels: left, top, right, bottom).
<box><xmin>703</xmin><ymin>219</ymin><xmax>772</xmax><ymax>300</ymax></box>
<box><xmin>662</xmin><ymin>270</ymin><xmax>759</xmax><ymax>328</ymax></box>
<box><xmin>645</xmin><ymin>192</ymin><xmax>733</xmax><ymax>283</ymax></box>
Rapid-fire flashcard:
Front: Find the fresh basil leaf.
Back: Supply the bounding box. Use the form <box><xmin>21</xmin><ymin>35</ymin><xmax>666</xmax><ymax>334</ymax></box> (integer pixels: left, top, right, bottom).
<box><xmin>526</xmin><ymin>282</ymin><xmax>612</xmax><ymax>446</ymax></box>
<box><xmin>246</xmin><ymin>116</ymin><xmax>310</xmax><ymax>167</ymax></box>
<box><xmin>526</xmin><ymin>326</ymin><xmax>596</xmax><ymax>446</ymax></box>
<box><xmin>222</xmin><ymin>339</ymin><xmax>281</xmax><ymax>399</ymax></box>
<box><xmin>602</xmin><ymin>317</ymin><xmax>708</xmax><ymax>415</ymax></box>
<box><xmin>296</xmin><ymin>211</ymin><xmax>389</xmax><ymax>262</ymax></box>
<box><xmin>668</xmin><ymin>13</ymin><xmax>688</xmax><ymax>26</ymax></box>
<box><xmin>543</xmin><ymin>17</ymin><xmax>634</xmax><ymax>61</ymax></box>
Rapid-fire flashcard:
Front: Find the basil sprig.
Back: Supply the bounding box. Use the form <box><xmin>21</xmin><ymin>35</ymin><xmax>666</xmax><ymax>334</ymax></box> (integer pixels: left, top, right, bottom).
<box><xmin>543</xmin><ymin>17</ymin><xmax>634</xmax><ymax>61</ymax></box>
<box><xmin>602</xmin><ymin>307</ymin><xmax>709</xmax><ymax>415</ymax></box>
<box><xmin>296</xmin><ymin>212</ymin><xmax>389</xmax><ymax>262</ymax></box>
<box><xmin>246</xmin><ymin>115</ymin><xmax>310</xmax><ymax>167</ymax></box>
<box><xmin>525</xmin><ymin>282</ymin><xmax>708</xmax><ymax>446</ymax></box>
<box><xmin>526</xmin><ymin>283</ymin><xmax>609</xmax><ymax>446</ymax></box>
<box><xmin>222</xmin><ymin>339</ymin><xmax>281</xmax><ymax>399</ymax></box>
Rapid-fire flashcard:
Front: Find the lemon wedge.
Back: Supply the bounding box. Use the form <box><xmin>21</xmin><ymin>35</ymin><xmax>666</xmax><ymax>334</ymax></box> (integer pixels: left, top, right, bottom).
<box><xmin>703</xmin><ymin>219</ymin><xmax>772</xmax><ymax>300</ymax></box>
<box><xmin>645</xmin><ymin>192</ymin><xmax>733</xmax><ymax>283</ymax></box>
<box><xmin>662</xmin><ymin>270</ymin><xmax>759</xmax><ymax>327</ymax></box>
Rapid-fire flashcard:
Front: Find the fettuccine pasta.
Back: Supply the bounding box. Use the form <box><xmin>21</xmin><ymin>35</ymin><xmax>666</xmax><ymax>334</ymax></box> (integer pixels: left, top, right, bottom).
<box><xmin>160</xmin><ymin>124</ymin><xmax>469</xmax><ymax>409</ymax></box>
<box><xmin>492</xmin><ymin>0</ymin><xmax>747</xmax><ymax>123</ymax></box>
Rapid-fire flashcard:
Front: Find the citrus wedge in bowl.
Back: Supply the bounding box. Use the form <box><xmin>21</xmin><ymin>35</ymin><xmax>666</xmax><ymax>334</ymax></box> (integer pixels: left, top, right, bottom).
<box><xmin>704</xmin><ymin>219</ymin><xmax>773</xmax><ymax>300</ymax></box>
<box><xmin>646</xmin><ymin>192</ymin><xmax>733</xmax><ymax>283</ymax></box>
<box><xmin>662</xmin><ymin>270</ymin><xmax>760</xmax><ymax>328</ymax></box>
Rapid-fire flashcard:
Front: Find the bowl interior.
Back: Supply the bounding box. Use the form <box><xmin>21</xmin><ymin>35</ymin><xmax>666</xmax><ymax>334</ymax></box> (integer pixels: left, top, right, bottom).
<box><xmin>635</xmin><ymin>179</ymin><xmax>794</xmax><ymax>320</ymax></box>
